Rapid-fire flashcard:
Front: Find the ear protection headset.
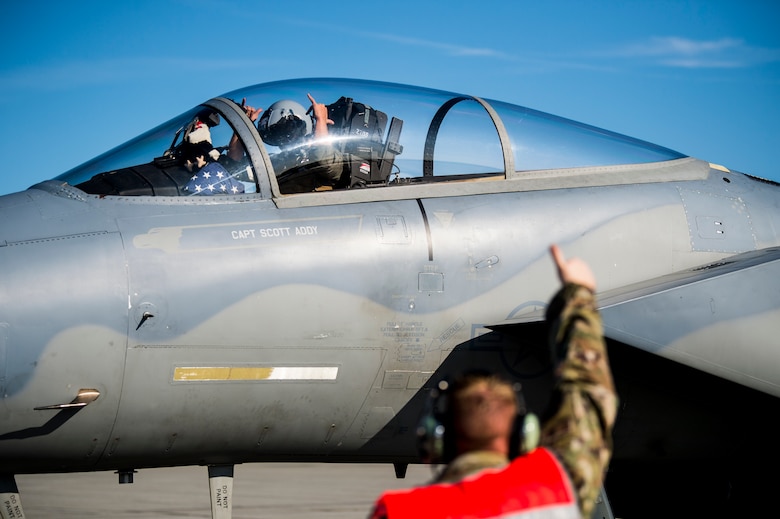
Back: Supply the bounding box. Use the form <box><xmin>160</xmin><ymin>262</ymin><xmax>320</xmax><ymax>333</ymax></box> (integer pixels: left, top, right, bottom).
<box><xmin>416</xmin><ymin>370</ymin><xmax>540</xmax><ymax>464</ymax></box>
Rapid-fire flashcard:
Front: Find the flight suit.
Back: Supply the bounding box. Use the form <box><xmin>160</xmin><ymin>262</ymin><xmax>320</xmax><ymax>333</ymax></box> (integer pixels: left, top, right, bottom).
<box><xmin>273</xmin><ymin>143</ymin><xmax>345</xmax><ymax>193</ymax></box>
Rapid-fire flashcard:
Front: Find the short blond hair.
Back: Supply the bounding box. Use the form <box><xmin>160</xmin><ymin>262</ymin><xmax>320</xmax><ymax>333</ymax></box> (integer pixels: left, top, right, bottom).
<box><xmin>450</xmin><ymin>373</ymin><xmax>518</xmax><ymax>443</ymax></box>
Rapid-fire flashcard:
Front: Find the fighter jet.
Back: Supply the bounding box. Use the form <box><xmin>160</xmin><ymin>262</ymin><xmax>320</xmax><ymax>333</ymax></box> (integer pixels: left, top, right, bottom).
<box><xmin>1</xmin><ymin>77</ymin><xmax>778</xmax><ymax>519</ymax></box>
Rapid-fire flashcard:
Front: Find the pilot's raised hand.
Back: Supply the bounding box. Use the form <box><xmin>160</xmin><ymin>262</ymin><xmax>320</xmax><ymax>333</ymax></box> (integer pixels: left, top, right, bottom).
<box><xmin>239</xmin><ymin>97</ymin><xmax>263</xmax><ymax>122</ymax></box>
<box><xmin>307</xmin><ymin>93</ymin><xmax>334</xmax><ymax>138</ymax></box>
<box><xmin>550</xmin><ymin>244</ymin><xmax>596</xmax><ymax>292</ymax></box>
<box><xmin>227</xmin><ymin>98</ymin><xmax>263</xmax><ymax>162</ymax></box>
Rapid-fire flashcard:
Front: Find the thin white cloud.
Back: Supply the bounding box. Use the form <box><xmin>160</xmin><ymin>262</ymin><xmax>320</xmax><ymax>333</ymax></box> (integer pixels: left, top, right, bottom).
<box><xmin>623</xmin><ymin>36</ymin><xmax>742</xmax><ymax>56</ymax></box>
<box><xmin>363</xmin><ymin>32</ymin><xmax>507</xmax><ymax>59</ymax></box>
<box><xmin>359</xmin><ymin>31</ymin><xmax>613</xmax><ymax>73</ymax></box>
<box><xmin>286</xmin><ymin>16</ymin><xmax>506</xmax><ymax>59</ymax></box>
<box><xmin>348</xmin><ymin>28</ymin><xmax>776</xmax><ymax>73</ymax></box>
<box><xmin>603</xmin><ymin>36</ymin><xmax>780</xmax><ymax>69</ymax></box>
<box><xmin>661</xmin><ymin>59</ymin><xmax>745</xmax><ymax>69</ymax></box>
<box><xmin>278</xmin><ymin>17</ymin><xmax>606</xmax><ymax>71</ymax></box>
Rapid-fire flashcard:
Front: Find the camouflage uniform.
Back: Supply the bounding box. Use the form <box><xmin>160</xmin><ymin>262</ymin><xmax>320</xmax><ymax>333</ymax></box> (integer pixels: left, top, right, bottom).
<box><xmin>432</xmin><ymin>450</ymin><xmax>510</xmax><ymax>484</ymax></box>
<box><xmin>541</xmin><ymin>283</ymin><xmax>617</xmax><ymax>519</ymax></box>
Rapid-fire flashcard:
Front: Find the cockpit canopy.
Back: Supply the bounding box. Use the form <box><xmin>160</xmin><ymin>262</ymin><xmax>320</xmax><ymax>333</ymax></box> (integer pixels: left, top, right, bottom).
<box><xmin>56</xmin><ymin>78</ymin><xmax>686</xmax><ymax>197</ymax></box>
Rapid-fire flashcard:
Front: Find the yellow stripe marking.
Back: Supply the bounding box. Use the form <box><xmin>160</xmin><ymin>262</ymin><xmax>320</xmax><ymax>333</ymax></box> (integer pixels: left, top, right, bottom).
<box><xmin>173</xmin><ymin>366</ymin><xmax>338</xmax><ymax>382</ymax></box>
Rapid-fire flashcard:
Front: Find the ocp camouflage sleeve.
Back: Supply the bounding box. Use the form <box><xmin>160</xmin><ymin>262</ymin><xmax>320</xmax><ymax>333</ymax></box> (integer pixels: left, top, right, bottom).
<box><xmin>540</xmin><ymin>283</ymin><xmax>617</xmax><ymax>519</ymax></box>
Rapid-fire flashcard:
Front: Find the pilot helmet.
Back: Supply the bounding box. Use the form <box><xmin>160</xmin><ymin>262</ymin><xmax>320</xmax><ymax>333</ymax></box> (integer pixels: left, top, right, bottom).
<box><xmin>257</xmin><ymin>99</ymin><xmax>313</xmax><ymax>148</ymax></box>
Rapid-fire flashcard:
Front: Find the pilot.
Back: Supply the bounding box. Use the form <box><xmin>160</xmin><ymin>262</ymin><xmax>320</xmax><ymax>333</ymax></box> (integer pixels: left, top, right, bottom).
<box><xmin>368</xmin><ymin>245</ymin><xmax>617</xmax><ymax>519</ymax></box>
<box><xmin>227</xmin><ymin>93</ymin><xmax>344</xmax><ymax>193</ymax></box>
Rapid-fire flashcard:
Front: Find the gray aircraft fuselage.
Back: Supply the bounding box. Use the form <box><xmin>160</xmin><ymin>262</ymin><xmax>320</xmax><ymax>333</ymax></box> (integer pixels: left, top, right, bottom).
<box><xmin>1</xmin><ymin>78</ymin><xmax>778</xmax><ymax>517</ymax></box>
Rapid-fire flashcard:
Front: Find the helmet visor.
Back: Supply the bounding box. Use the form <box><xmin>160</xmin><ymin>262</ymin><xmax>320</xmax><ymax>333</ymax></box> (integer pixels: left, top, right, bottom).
<box><xmin>260</xmin><ymin>114</ymin><xmax>307</xmax><ymax>147</ymax></box>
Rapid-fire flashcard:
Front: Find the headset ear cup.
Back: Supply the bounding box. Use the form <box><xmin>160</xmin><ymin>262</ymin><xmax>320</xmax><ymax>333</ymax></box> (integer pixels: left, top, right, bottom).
<box><xmin>416</xmin><ymin>415</ymin><xmax>445</xmax><ymax>463</ymax></box>
<box><xmin>519</xmin><ymin>412</ymin><xmax>540</xmax><ymax>455</ymax></box>
<box><xmin>417</xmin><ymin>381</ymin><xmax>450</xmax><ymax>463</ymax></box>
<box><xmin>508</xmin><ymin>382</ymin><xmax>539</xmax><ymax>458</ymax></box>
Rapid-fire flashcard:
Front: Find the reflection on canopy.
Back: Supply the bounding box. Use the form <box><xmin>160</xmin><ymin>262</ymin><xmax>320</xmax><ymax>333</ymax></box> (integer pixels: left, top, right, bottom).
<box><xmin>56</xmin><ymin>78</ymin><xmax>686</xmax><ymax>197</ymax></box>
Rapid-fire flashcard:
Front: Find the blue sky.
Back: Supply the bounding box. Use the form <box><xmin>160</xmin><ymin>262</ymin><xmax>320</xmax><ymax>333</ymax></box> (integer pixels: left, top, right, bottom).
<box><xmin>1</xmin><ymin>0</ymin><xmax>778</xmax><ymax>196</ymax></box>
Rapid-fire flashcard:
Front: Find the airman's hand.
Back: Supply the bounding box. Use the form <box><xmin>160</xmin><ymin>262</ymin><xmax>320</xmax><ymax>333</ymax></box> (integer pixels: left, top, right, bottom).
<box><xmin>550</xmin><ymin>244</ymin><xmax>596</xmax><ymax>292</ymax></box>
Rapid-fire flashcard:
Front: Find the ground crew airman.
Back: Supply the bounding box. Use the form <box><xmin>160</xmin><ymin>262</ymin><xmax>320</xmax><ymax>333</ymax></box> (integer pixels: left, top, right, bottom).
<box><xmin>368</xmin><ymin>244</ymin><xmax>617</xmax><ymax>519</ymax></box>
